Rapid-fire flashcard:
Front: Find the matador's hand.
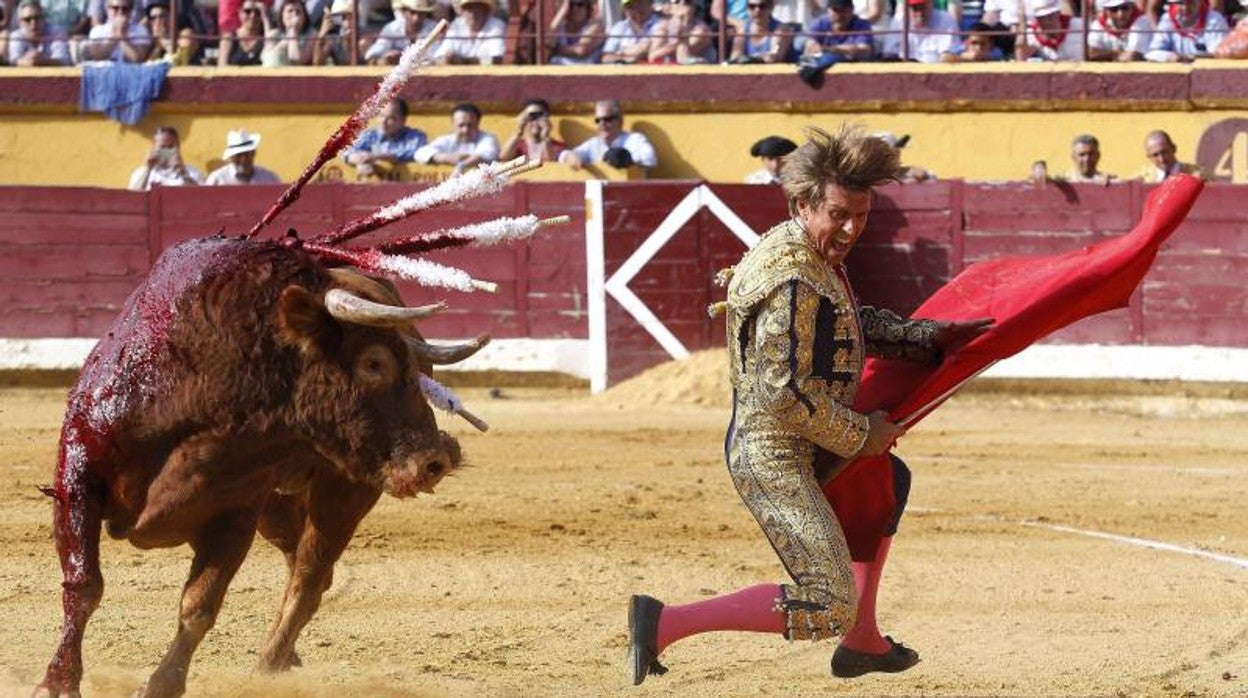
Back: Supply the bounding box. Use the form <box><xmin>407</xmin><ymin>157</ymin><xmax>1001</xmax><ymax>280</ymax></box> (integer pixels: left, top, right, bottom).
<box><xmin>934</xmin><ymin>317</ymin><xmax>994</xmax><ymax>353</ymax></box>
<box><xmin>857</xmin><ymin>410</ymin><xmax>904</xmax><ymax>458</ymax></box>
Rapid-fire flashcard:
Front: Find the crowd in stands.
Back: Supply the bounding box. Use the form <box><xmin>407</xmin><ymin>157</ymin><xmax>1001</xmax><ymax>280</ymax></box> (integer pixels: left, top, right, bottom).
<box><xmin>123</xmin><ymin>96</ymin><xmax>1208</xmax><ymax>189</ymax></box>
<box><xmin>3</xmin><ymin>0</ymin><xmax>1246</xmax><ymax>66</ymax></box>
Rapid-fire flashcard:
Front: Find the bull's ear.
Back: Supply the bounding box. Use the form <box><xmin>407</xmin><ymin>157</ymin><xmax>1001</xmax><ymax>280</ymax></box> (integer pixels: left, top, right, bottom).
<box><xmin>277</xmin><ymin>285</ymin><xmax>336</xmax><ymax>353</ymax></box>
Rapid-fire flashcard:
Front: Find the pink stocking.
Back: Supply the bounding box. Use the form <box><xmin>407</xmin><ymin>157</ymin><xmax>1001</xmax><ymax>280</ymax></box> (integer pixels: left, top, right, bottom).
<box><xmin>838</xmin><ymin>536</ymin><xmax>893</xmax><ymax>654</ymax></box>
<box><xmin>655</xmin><ymin>583</ymin><xmax>787</xmax><ymax>653</ymax></box>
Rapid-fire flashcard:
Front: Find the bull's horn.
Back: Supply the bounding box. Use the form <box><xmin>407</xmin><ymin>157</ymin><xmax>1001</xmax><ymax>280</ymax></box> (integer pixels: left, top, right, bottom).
<box><xmin>324</xmin><ymin>289</ymin><xmax>446</xmax><ymax>326</ymax></box>
<box><xmin>406</xmin><ymin>333</ymin><xmax>491</xmax><ymax>365</ymax></box>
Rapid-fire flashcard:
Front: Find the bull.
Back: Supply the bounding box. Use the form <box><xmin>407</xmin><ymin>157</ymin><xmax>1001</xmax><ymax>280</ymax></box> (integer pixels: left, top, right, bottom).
<box><xmin>34</xmin><ymin>235</ymin><xmax>488</xmax><ymax>697</ymax></box>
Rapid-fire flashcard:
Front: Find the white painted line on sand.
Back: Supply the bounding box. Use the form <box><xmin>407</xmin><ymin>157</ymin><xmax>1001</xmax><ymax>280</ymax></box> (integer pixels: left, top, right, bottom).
<box><xmin>1021</xmin><ymin>520</ymin><xmax>1248</xmax><ymax>571</ymax></box>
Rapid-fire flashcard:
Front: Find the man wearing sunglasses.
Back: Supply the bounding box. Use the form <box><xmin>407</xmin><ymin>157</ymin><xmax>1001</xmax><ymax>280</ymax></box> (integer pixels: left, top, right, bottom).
<box><xmin>561</xmin><ymin>100</ymin><xmax>657</xmax><ymax>173</ymax></box>
<box><xmin>8</xmin><ymin>0</ymin><xmax>72</xmax><ymax>66</ymax></box>
<box><xmin>1087</xmin><ymin>0</ymin><xmax>1152</xmax><ymax>61</ymax></box>
<box><xmin>83</xmin><ymin>0</ymin><xmax>151</xmax><ymax>62</ymax></box>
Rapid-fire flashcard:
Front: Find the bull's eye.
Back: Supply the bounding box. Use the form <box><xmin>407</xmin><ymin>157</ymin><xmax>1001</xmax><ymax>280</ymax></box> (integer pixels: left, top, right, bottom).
<box><xmin>426</xmin><ymin>461</ymin><xmax>445</xmax><ymax>477</ymax></box>
<box><xmin>353</xmin><ymin>344</ymin><xmax>398</xmax><ymax>388</ymax></box>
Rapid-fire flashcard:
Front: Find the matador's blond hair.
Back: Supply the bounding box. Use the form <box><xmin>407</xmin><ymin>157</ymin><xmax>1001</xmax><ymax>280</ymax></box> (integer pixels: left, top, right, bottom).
<box><xmin>781</xmin><ymin>125</ymin><xmax>901</xmax><ymax>213</ymax></box>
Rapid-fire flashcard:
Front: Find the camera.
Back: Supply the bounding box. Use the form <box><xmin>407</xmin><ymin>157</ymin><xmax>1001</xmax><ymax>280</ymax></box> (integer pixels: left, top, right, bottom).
<box><xmin>156</xmin><ymin>147</ymin><xmax>177</xmax><ymax>166</ymax></box>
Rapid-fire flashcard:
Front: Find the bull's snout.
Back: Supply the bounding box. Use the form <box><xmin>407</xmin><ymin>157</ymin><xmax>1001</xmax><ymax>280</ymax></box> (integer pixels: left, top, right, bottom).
<box><xmin>382</xmin><ymin>431</ymin><xmax>463</xmax><ymax>498</ymax></box>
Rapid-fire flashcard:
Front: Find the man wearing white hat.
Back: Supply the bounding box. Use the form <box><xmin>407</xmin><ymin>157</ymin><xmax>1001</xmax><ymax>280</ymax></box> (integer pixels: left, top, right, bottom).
<box><xmin>1087</xmin><ymin>0</ymin><xmax>1153</xmax><ymax>61</ymax></box>
<box><xmin>366</xmin><ymin>0</ymin><xmax>440</xmax><ymax>64</ymax></box>
<box><xmin>206</xmin><ymin>129</ymin><xmax>283</xmax><ymax>186</ymax></box>
<box><xmin>434</xmin><ymin>0</ymin><xmax>506</xmax><ymax>64</ymax></box>
<box><xmin>1015</xmin><ymin>0</ymin><xmax>1084</xmax><ymax>61</ymax></box>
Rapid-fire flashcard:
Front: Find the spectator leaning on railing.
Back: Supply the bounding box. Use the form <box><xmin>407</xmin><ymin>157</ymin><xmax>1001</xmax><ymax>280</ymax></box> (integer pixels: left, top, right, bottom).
<box><xmin>600</xmin><ymin>0</ymin><xmax>663</xmax><ymax>63</ymax></box>
<box><xmin>434</xmin><ymin>0</ymin><xmax>506</xmax><ymax>64</ymax></box>
<box><xmin>1145</xmin><ymin>0</ymin><xmax>1228</xmax><ymax>61</ymax></box>
<box><xmin>218</xmin><ymin>0</ymin><xmax>267</xmax><ymax>66</ymax></box>
<box><xmin>953</xmin><ymin>21</ymin><xmax>1005</xmax><ymax>59</ymax></box>
<box><xmin>9</xmin><ymin>0</ymin><xmax>73</xmax><ymax>66</ymax></box>
<box><xmin>546</xmin><ymin>0</ymin><xmax>606</xmax><ymax>64</ymax></box>
<box><xmin>1015</xmin><ymin>0</ymin><xmax>1083</xmax><ymax>61</ymax></box>
<box><xmin>648</xmin><ymin>0</ymin><xmax>716</xmax><ymax>63</ymax></box>
<box><xmin>83</xmin><ymin>0</ymin><xmax>151</xmax><ymax>62</ymax></box>
<box><xmin>414</xmin><ymin>103</ymin><xmax>501</xmax><ymax>173</ymax></box>
<box><xmin>1087</xmin><ymin>0</ymin><xmax>1153</xmax><ymax>61</ymax></box>
<box><xmin>261</xmin><ymin>0</ymin><xmax>318</xmax><ymax>65</ymax></box>
<box><xmin>802</xmin><ymin>0</ymin><xmax>874</xmax><ymax>63</ymax></box>
<box><xmin>365</xmin><ymin>0</ymin><xmax>439</xmax><ymax>64</ymax></box>
<box><xmin>881</xmin><ymin>0</ymin><xmax>962</xmax><ymax>62</ymax></box>
<box><xmin>343</xmin><ymin>98</ymin><xmax>428</xmax><ymax>180</ymax></box>
<box><xmin>561</xmin><ymin>99</ymin><xmax>658</xmax><ymax>172</ymax></box>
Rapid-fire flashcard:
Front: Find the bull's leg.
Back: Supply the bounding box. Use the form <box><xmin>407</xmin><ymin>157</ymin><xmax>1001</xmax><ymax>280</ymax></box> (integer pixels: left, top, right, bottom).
<box><xmin>257</xmin><ymin>476</ymin><xmax>380</xmax><ymax>672</ymax></box>
<box><xmin>35</xmin><ymin>444</ymin><xmax>106</xmax><ymax>698</ymax></box>
<box><xmin>138</xmin><ymin>509</ymin><xmax>259</xmax><ymax>698</ymax></box>
<box><xmin>256</xmin><ymin>493</ymin><xmax>307</xmax><ymax>667</ymax></box>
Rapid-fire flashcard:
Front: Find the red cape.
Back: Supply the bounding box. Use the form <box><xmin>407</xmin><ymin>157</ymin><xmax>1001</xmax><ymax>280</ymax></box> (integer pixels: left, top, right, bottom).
<box><xmin>824</xmin><ymin>175</ymin><xmax>1204</xmax><ymax>560</ymax></box>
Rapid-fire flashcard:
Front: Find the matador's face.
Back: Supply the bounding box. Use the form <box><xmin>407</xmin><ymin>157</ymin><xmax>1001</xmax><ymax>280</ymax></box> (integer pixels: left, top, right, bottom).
<box><xmin>796</xmin><ymin>183</ymin><xmax>872</xmax><ymax>266</ymax></box>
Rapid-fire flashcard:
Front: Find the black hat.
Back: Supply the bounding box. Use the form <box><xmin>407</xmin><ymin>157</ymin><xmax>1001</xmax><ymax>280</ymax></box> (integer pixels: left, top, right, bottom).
<box><xmin>603</xmin><ymin>146</ymin><xmax>636</xmax><ymax>169</ymax></box>
<box><xmin>828</xmin><ymin>0</ymin><xmax>854</xmax><ymax>9</ymax></box>
<box><xmin>750</xmin><ymin>136</ymin><xmax>798</xmax><ymax>158</ymax></box>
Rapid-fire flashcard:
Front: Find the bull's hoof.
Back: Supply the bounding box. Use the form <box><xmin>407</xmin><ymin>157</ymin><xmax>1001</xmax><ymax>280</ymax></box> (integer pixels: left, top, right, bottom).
<box><xmin>258</xmin><ymin>649</ymin><xmax>302</xmax><ymax>673</ymax></box>
<box><xmin>133</xmin><ymin>669</ymin><xmax>187</xmax><ymax>698</ymax></box>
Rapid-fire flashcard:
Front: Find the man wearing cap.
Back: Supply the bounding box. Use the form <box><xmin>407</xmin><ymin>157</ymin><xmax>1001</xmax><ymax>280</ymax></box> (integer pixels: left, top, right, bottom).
<box><xmin>600</xmin><ymin>0</ymin><xmax>663</xmax><ymax>64</ymax></box>
<box><xmin>434</xmin><ymin>0</ymin><xmax>506</xmax><ymax>64</ymax></box>
<box><xmin>365</xmin><ymin>0</ymin><xmax>439</xmax><ymax>64</ymax></box>
<box><xmin>1138</xmin><ymin>130</ymin><xmax>1208</xmax><ymax>182</ymax></box>
<box><xmin>561</xmin><ymin>100</ymin><xmax>658</xmax><ymax>172</ymax></box>
<box><xmin>206</xmin><ymin>129</ymin><xmax>283</xmax><ymax>186</ymax></box>
<box><xmin>1016</xmin><ymin>0</ymin><xmax>1084</xmax><ymax>61</ymax></box>
<box><xmin>1087</xmin><ymin>0</ymin><xmax>1152</xmax><ymax>60</ymax></box>
<box><xmin>802</xmin><ymin>0</ymin><xmax>875</xmax><ymax>62</ymax></box>
<box><xmin>881</xmin><ymin>0</ymin><xmax>961</xmax><ymax>63</ymax></box>
<box><xmin>1144</xmin><ymin>0</ymin><xmax>1228</xmax><ymax>61</ymax></box>
<box><xmin>745</xmin><ymin>136</ymin><xmax>797</xmax><ymax>184</ymax></box>
<box><xmin>414</xmin><ymin>103</ymin><xmax>500</xmax><ymax>174</ymax></box>
<box><xmin>344</xmin><ymin>99</ymin><xmax>428</xmax><ymax>180</ymax></box>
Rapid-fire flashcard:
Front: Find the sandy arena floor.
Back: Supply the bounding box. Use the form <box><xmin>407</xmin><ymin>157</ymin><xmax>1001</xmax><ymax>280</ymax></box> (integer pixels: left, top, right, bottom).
<box><xmin>1</xmin><ymin>362</ymin><xmax>1246</xmax><ymax>697</ymax></box>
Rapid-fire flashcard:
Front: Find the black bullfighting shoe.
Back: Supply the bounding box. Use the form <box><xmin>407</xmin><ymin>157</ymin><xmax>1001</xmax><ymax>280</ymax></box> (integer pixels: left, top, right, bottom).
<box><xmin>628</xmin><ymin>594</ymin><xmax>669</xmax><ymax>686</ymax></box>
<box><xmin>830</xmin><ymin>636</ymin><xmax>920</xmax><ymax>678</ymax></box>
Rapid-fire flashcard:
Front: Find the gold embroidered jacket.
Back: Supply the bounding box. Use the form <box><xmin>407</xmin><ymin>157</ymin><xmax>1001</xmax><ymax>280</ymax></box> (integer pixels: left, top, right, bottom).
<box><xmin>726</xmin><ymin>220</ymin><xmax>941</xmax><ymax>461</ymax></box>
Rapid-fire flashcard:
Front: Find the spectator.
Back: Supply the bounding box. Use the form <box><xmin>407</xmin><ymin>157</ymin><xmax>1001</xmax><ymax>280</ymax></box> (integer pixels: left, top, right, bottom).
<box><xmin>1016</xmin><ymin>0</ymin><xmax>1083</xmax><ymax>61</ymax></box>
<box><xmin>876</xmin><ymin>131</ymin><xmax>935</xmax><ymax>182</ymax></box>
<box><xmin>206</xmin><ymin>129</ymin><xmax>283</xmax><ymax>185</ymax></box>
<box><xmin>313</xmin><ymin>0</ymin><xmax>358</xmax><ymax>64</ymax></box>
<box><xmin>499</xmin><ymin>99</ymin><xmax>568</xmax><ymax>164</ymax></box>
<box><xmin>261</xmin><ymin>0</ymin><xmax>317</xmax><ymax>65</ymax></box>
<box><xmin>980</xmin><ymin>0</ymin><xmax>1027</xmax><ymax>56</ymax></box>
<box><xmin>561</xmin><ymin>99</ymin><xmax>658</xmax><ymax>172</ymax></box>
<box><xmin>1145</xmin><ymin>0</ymin><xmax>1228</xmax><ymax>61</ymax></box>
<box><xmin>8</xmin><ymin>0</ymin><xmax>72</xmax><ymax>66</ymax></box>
<box><xmin>744</xmin><ymin>135</ymin><xmax>796</xmax><ymax>184</ymax></box>
<box><xmin>649</xmin><ymin>0</ymin><xmax>715</xmax><ymax>62</ymax></box>
<box><xmin>434</xmin><ymin>0</ymin><xmax>505</xmax><ymax>64</ymax></box>
<box><xmin>1138</xmin><ymin>129</ymin><xmax>1208</xmax><ymax>182</ymax></box>
<box><xmin>414</xmin><ymin>103</ymin><xmax>501</xmax><ymax>173</ymax></box>
<box><xmin>343</xmin><ymin>98</ymin><xmax>428</xmax><ymax>179</ymax></box>
<box><xmin>546</xmin><ymin>0</ymin><xmax>605</xmax><ymax>64</ymax></box>
<box><xmin>83</xmin><ymin>0</ymin><xmax>151</xmax><ymax>61</ymax></box>
<box><xmin>217</xmin><ymin>0</ymin><xmax>268</xmax><ymax>66</ymax></box>
<box><xmin>802</xmin><ymin>0</ymin><xmax>874</xmax><ymax>62</ymax></box>
<box><xmin>1087</xmin><ymin>0</ymin><xmax>1152</xmax><ymax>61</ymax></box>
<box><xmin>730</xmin><ymin>0</ymin><xmax>794</xmax><ymax>63</ymax></box>
<box><xmin>365</xmin><ymin>0</ymin><xmax>438</xmax><ymax>64</ymax></box>
<box><xmin>600</xmin><ymin>0</ymin><xmax>662</xmax><ymax>63</ymax></box>
<box><xmin>1033</xmin><ymin>134</ymin><xmax>1118</xmax><ymax>184</ymax></box>
<box><xmin>955</xmin><ymin>21</ymin><xmax>1004</xmax><ymax>59</ymax></box>
<box><xmin>143</xmin><ymin>1</ymin><xmax>200</xmax><ymax>65</ymax></box>
<box><xmin>881</xmin><ymin>0</ymin><xmax>962</xmax><ymax>62</ymax></box>
<box><xmin>38</xmin><ymin>0</ymin><xmax>91</xmax><ymax>39</ymax></box>
<box><xmin>128</xmin><ymin>126</ymin><xmax>203</xmax><ymax>190</ymax></box>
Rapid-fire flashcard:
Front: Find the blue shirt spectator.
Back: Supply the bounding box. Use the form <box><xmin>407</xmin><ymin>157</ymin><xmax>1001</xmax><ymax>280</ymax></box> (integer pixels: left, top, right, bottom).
<box><xmin>806</xmin><ymin>0</ymin><xmax>874</xmax><ymax>59</ymax></box>
<box><xmin>345</xmin><ymin>98</ymin><xmax>428</xmax><ymax>180</ymax></box>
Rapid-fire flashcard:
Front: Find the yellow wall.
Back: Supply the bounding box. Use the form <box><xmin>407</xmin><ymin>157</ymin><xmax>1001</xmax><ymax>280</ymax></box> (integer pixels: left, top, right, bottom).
<box><xmin>0</xmin><ymin>86</ymin><xmax>1244</xmax><ymax>187</ymax></box>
